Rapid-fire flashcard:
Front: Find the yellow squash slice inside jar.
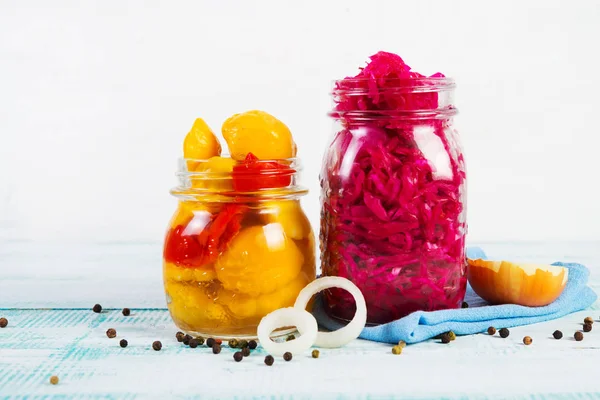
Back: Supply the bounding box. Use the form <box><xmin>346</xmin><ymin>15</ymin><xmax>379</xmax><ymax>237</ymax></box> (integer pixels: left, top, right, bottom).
<box><xmin>166</xmin><ymin>283</ymin><xmax>229</xmax><ymax>328</ymax></box>
<box><xmin>215</xmin><ymin>224</ymin><xmax>304</xmax><ymax>296</ymax></box>
<box><xmin>190</xmin><ymin>156</ymin><xmax>236</xmax><ymax>190</ymax></box>
<box><xmin>261</xmin><ymin>200</ymin><xmax>312</xmax><ymax>240</ymax></box>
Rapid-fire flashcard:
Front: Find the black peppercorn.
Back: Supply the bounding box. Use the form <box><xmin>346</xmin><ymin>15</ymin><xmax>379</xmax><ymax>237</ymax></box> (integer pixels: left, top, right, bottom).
<box><xmin>212</xmin><ymin>344</ymin><xmax>221</xmax><ymax>354</ymax></box>
<box><xmin>152</xmin><ymin>341</ymin><xmax>162</xmax><ymax>351</ymax></box>
<box><xmin>206</xmin><ymin>338</ymin><xmax>216</xmax><ymax>348</ymax></box>
<box><xmin>248</xmin><ymin>340</ymin><xmax>258</xmax><ymax>350</ymax></box>
<box><xmin>264</xmin><ymin>355</ymin><xmax>274</xmax><ymax>366</ymax></box>
<box><xmin>189</xmin><ymin>339</ymin><xmax>199</xmax><ymax>348</ymax></box>
<box><xmin>523</xmin><ymin>336</ymin><xmax>532</xmax><ymax>345</ymax></box>
<box><xmin>233</xmin><ymin>351</ymin><xmax>243</xmax><ymax>362</ymax></box>
<box><xmin>462</xmin><ymin>302</ymin><xmax>469</xmax><ymax>308</ymax></box>
<box><xmin>228</xmin><ymin>339</ymin><xmax>239</xmax><ymax>348</ymax></box>
<box><xmin>93</xmin><ymin>304</ymin><xmax>102</xmax><ymax>313</ymax></box>
<box><xmin>0</xmin><ymin>318</ymin><xmax>7</xmax><ymax>328</ymax></box>
<box><xmin>553</xmin><ymin>330</ymin><xmax>563</xmax><ymax>339</ymax></box>
<box><xmin>283</xmin><ymin>352</ymin><xmax>293</xmax><ymax>361</ymax></box>
<box><xmin>583</xmin><ymin>323</ymin><xmax>592</xmax><ymax>333</ymax></box>
<box><xmin>120</xmin><ymin>339</ymin><xmax>128</xmax><ymax>348</ymax></box>
<box><xmin>242</xmin><ymin>347</ymin><xmax>250</xmax><ymax>357</ymax></box>
<box><xmin>312</xmin><ymin>349</ymin><xmax>320</xmax><ymax>358</ymax></box>
<box><xmin>487</xmin><ymin>327</ymin><xmax>497</xmax><ymax>335</ymax></box>
<box><xmin>183</xmin><ymin>334</ymin><xmax>192</xmax><ymax>345</ymax></box>
<box><xmin>499</xmin><ymin>328</ymin><xmax>510</xmax><ymax>338</ymax></box>
<box><xmin>238</xmin><ymin>339</ymin><xmax>248</xmax><ymax>349</ymax></box>
<box><xmin>176</xmin><ymin>332</ymin><xmax>185</xmax><ymax>342</ymax></box>
<box><xmin>286</xmin><ymin>334</ymin><xmax>296</xmax><ymax>341</ymax></box>
<box><xmin>440</xmin><ymin>334</ymin><xmax>451</xmax><ymax>344</ymax></box>
<box><xmin>584</xmin><ymin>316</ymin><xmax>594</xmax><ymax>325</ymax></box>
<box><xmin>574</xmin><ymin>331</ymin><xmax>584</xmax><ymax>341</ymax></box>
<box><xmin>106</xmin><ymin>328</ymin><xmax>117</xmax><ymax>339</ymax></box>
<box><xmin>122</xmin><ymin>308</ymin><xmax>131</xmax><ymax>316</ymax></box>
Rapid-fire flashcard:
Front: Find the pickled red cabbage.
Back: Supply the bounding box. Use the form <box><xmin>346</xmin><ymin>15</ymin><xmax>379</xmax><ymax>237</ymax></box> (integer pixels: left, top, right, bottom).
<box><xmin>321</xmin><ymin>52</ymin><xmax>467</xmax><ymax>324</ymax></box>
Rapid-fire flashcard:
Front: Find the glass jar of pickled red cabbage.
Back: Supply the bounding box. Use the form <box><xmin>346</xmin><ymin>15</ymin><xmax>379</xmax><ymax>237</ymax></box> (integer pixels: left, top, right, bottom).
<box><xmin>320</xmin><ymin>77</ymin><xmax>467</xmax><ymax>325</ymax></box>
<box><xmin>164</xmin><ymin>157</ymin><xmax>316</xmax><ymax>339</ymax></box>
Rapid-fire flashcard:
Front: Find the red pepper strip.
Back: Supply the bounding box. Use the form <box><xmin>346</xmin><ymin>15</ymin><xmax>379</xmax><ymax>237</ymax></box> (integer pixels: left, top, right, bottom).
<box><xmin>163</xmin><ymin>225</ymin><xmax>205</xmax><ymax>267</ymax></box>
<box><xmin>232</xmin><ymin>152</ymin><xmax>294</xmax><ymax>192</ymax></box>
<box><xmin>164</xmin><ymin>205</ymin><xmax>246</xmax><ymax>268</ymax></box>
<box><xmin>196</xmin><ymin>204</ymin><xmax>246</xmax><ymax>264</ymax></box>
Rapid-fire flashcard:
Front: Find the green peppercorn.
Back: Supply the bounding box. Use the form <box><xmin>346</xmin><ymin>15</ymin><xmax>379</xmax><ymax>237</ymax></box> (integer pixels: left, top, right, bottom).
<box><xmin>152</xmin><ymin>341</ymin><xmax>162</xmax><ymax>351</ymax></box>
<box><xmin>242</xmin><ymin>347</ymin><xmax>250</xmax><ymax>357</ymax></box>
<box><xmin>264</xmin><ymin>355</ymin><xmax>274</xmax><ymax>366</ymax></box>
<box><xmin>553</xmin><ymin>330</ymin><xmax>563</xmax><ymax>339</ymax></box>
<box><xmin>196</xmin><ymin>337</ymin><xmax>205</xmax><ymax>346</ymax></box>
<box><xmin>238</xmin><ymin>339</ymin><xmax>248</xmax><ymax>349</ymax></box>
<box><xmin>248</xmin><ymin>340</ymin><xmax>258</xmax><ymax>350</ymax></box>
<box><xmin>392</xmin><ymin>345</ymin><xmax>402</xmax><ymax>354</ymax></box>
<box><xmin>584</xmin><ymin>316</ymin><xmax>594</xmax><ymax>325</ymax></box>
<box><xmin>461</xmin><ymin>302</ymin><xmax>469</xmax><ymax>309</ymax></box>
<box><xmin>575</xmin><ymin>331</ymin><xmax>584</xmax><ymax>341</ymax></box>
<box><xmin>206</xmin><ymin>338</ymin><xmax>215</xmax><ymax>348</ymax></box>
<box><xmin>523</xmin><ymin>336</ymin><xmax>532</xmax><ymax>345</ymax></box>
<box><xmin>286</xmin><ymin>334</ymin><xmax>296</xmax><ymax>341</ymax></box>
<box><xmin>50</xmin><ymin>375</ymin><xmax>59</xmax><ymax>385</ymax></box>
<box><xmin>397</xmin><ymin>340</ymin><xmax>406</xmax><ymax>348</ymax></box>
<box><xmin>448</xmin><ymin>331</ymin><xmax>456</xmax><ymax>341</ymax></box>
<box><xmin>228</xmin><ymin>339</ymin><xmax>239</xmax><ymax>348</ymax></box>
<box><xmin>189</xmin><ymin>339</ymin><xmax>199</xmax><ymax>348</ymax></box>
<box><xmin>583</xmin><ymin>323</ymin><xmax>592</xmax><ymax>333</ymax></box>
<box><xmin>212</xmin><ymin>344</ymin><xmax>221</xmax><ymax>354</ymax></box>
<box><xmin>440</xmin><ymin>334</ymin><xmax>451</xmax><ymax>344</ymax></box>
<box><xmin>283</xmin><ymin>352</ymin><xmax>292</xmax><ymax>361</ymax></box>
<box><xmin>120</xmin><ymin>339</ymin><xmax>128</xmax><ymax>348</ymax></box>
<box><xmin>233</xmin><ymin>351</ymin><xmax>243</xmax><ymax>362</ymax></box>
<box><xmin>487</xmin><ymin>327</ymin><xmax>496</xmax><ymax>335</ymax></box>
<box><xmin>312</xmin><ymin>349</ymin><xmax>320</xmax><ymax>358</ymax></box>
<box><xmin>499</xmin><ymin>328</ymin><xmax>510</xmax><ymax>338</ymax></box>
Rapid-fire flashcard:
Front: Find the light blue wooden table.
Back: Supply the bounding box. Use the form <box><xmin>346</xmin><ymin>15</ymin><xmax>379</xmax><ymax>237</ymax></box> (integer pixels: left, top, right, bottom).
<box><xmin>1</xmin><ymin>241</ymin><xmax>599</xmax><ymax>399</ymax></box>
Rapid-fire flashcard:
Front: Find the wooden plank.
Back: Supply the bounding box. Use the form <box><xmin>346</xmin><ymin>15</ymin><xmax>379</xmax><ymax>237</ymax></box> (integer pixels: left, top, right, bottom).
<box><xmin>0</xmin><ymin>241</ymin><xmax>599</xmax><ymax>398</ymax></box>
<box><xmin>0</xmin><ymin>309</ymin><xmax>599</xmax><ymax>398</ymax></box>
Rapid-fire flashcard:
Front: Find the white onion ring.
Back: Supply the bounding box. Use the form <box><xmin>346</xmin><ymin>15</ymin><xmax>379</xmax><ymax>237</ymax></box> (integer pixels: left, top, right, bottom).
<box><xmin>294</xmin><ymin>276</ymin><xmax>366</xmax><ymax>348</ymax></box>
<box><xmin>257</xmin><ymin>307</ymin><xmax>318</xmax><ymax>356</ymax></box>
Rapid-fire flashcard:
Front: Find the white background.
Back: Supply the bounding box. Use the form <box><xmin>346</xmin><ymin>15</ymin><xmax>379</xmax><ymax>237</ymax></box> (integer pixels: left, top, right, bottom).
<box><xmin>1</xmin><ymin>0</ymin><xmax>599</xmax><ymax>245</ymax></box>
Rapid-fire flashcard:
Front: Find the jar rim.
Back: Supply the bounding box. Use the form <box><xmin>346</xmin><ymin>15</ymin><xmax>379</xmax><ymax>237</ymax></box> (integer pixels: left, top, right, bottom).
<box><xmin>171</xmin><ymin>156</ymin><xmax>308</xmax><ymax>201</ymax></box>
<box><xmin>332</xmin><ymin>76</ymin><xmax>456</xmax><ymax>92</ymax></box>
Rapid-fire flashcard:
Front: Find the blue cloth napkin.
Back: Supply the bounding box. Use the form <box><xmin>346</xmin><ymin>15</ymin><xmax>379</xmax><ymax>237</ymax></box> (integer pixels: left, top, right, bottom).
<box><xmin>313</xmin><ymin>247</ymin><xmax>597</xmax><ymax>344</ymax></box>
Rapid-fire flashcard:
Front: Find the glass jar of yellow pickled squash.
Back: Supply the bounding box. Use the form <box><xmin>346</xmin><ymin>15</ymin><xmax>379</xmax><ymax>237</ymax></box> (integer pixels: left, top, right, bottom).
<box><xmin>163</xmin><ymin>154</ymin><xmax>315</xmax><ymax>339</ymax></box>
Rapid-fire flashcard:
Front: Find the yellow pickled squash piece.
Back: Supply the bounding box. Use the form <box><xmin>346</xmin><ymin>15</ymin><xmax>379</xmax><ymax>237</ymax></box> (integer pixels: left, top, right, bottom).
<box><xmin>163</xmin><ymin>262</ymin><xmax>217</xmax><ymax>283</ymax></box>
<box><xmin>263</xmin><ymin>200</ymin><xmax>312</xmax><ymax>240</ymax></box>
<box><xmin>215</xmin><ymin>224</ymin><xmax>304</xmax><ymax>296</ymax></box>
<box><xmin>184</xmin><ymin>118</ymin><xmax>222</xmax><ymax>171</ymax></box>
<box><xmin>191</xmin><ymin>156</ymin><xmax>236</xmax><ymax>190</ymax></box>
<box><xmin>216</xmin><ymin>287</ymin><xmax>257</xmax><ymax>319</ymax></box>
<box><xmin>169</xmin><ymin>201</ymin><xmax>212</xmax><ymax>228</ymax></box>
<box><xmin>166</xmin><ymin>283</ymin><xmax>228</xmax><ymax>325</ymax></box>
<box><xmin>255</xmin><ymin>274</ymin><xmax>311</xmax><ymax>316</ymax></box>
<box><xmin>222</xmin><ymin>110</ymin><xmax>297</xmax><ymax>160</ymax></box>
